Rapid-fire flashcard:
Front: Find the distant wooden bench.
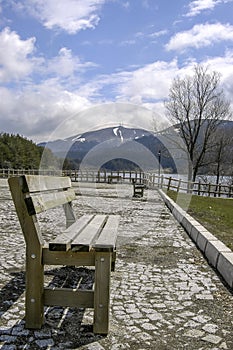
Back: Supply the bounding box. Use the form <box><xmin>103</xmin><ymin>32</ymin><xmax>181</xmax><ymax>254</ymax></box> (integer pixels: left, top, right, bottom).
<box><xmin>133</xmin><ymin>183</ymin><xmax>145</xmax><ymax>198</ymax></box>
<box><xmin>107</xmin><ymin>175</ymin><xmax>122</xmax><ymax>184</ymax></box>
<box><xmin>8</xmin><ymin>175</ymin><xmax>120</xmax><ymax>334</ymax></box>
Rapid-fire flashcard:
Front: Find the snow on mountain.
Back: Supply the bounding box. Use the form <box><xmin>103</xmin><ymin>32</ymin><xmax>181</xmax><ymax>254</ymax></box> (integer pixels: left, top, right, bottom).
<box><xmin>38</xmin><ymin>124</ymin><xmax>179</xmax><ymax>172</ymax></box>
<box><xmin>39</xmin><ymin>125</ymin><xmax>153</xmax><ymax>158</ymax></box>
<box><xmin>113</xmin><ymin>127</ymin><xmax>118</xmax><ymax>137</ymax></box>
<box><xmin>118</xmin><ymin>129</ymin><xmax>123</xmax><ymax>143</ymax></box>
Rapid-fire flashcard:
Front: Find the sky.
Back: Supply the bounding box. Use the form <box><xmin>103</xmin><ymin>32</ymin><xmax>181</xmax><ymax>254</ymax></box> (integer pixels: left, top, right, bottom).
<box><xmin>1</xmin><ymin>0</ymin><xmax>233</xmax><ymax>142</ymax></box>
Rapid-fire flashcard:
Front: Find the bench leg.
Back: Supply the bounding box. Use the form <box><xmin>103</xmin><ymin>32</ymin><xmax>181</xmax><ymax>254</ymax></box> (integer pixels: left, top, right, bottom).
<box><xmin>93</xmin><ymin>252</ymin><xmax>111</xmax><ymax>334</ymax></box>
<box><xmin>111</xmin><ymin>250</ymin><xmax>116</xmax><ymax>272</ymax></box>
<box><xmin>25</xmin><ymin>249</ymin><xmax>44</xmax><ymax>329</ymax></box>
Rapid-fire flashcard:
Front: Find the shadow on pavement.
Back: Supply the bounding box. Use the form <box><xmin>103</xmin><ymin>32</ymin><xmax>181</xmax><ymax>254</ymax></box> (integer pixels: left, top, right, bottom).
<box><xmin>0</xmin><ymin>267</ymin><xmax>105</xmax><ymax>349</ymax></box>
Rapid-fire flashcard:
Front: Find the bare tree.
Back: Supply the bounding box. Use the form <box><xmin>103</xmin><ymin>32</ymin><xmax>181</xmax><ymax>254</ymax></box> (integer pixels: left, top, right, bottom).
<box><xmin>165</xmin><ymin>64</ymin><xmax>231</xmax><ymax>181</ymax></box>
<box><xmin>208</xmin><ymin>126</ymin><xmax>233</xmax><ymax>184</ymax></box>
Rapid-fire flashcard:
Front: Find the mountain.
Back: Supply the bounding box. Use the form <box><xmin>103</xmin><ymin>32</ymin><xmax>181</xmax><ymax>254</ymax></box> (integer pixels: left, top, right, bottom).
<box><xmin>39</xmin><ymin>125</ymin><xmax>177</xmax><ymax>172</ymax></box>
<box><xmin>39</xmin><ymin>120</ymin><xmax>233</xmax><ymax>174</ymax></box>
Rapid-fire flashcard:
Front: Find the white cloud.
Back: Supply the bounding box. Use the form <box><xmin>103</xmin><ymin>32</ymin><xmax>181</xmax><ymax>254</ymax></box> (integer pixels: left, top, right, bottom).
<box><xmin>0</xmin><ymin>27</ymin><xmax>39</xmax><ymax>82</ymax></box>
<box><xmin>0</xmin><ymin>27</ymin><xmax>101</xmax><ymax>141</ymax></box>
<box><xmin>13</xmin><ymin>0</ymin><xmax>107</xmax><ymax>34</ymax></box>
<box><xmin>165</xmin><ymin>22</ymin><xmax>233</xmax><ymax>51</ymax></box>
<box><xmin>82</xmin><ymin>50</ymin><xmax>233</xmax><ymax>113</ymax></box>
<box><xmin>0</xmin><ymin>81</ymin><xmax>91</xmax><ymax>142</ymax></box>
<box><xmin>119</xmin><ymin>39</ymin><xmax>136</xmax><ymax>46</ymax></box>
<box><xmin>0</xmin><ymin>27</ymin><xmax>97</xmax><ymax>84</ymax></box>
<box><xmin>185</xmin><ymin>0</ymin><xmax>233</xmax><ymax>17</ymax></box>
<box><xmin>149</xmin><ymin>30</ymin><xmax>168</xmax><ymax>38</ymax></box>
<box><xmin>110</xmin><ymin>60</ymin><xmax>179</xmax><ymax>101</ymax></box>
<box><xmin>186</xmin><ymin>0</ymin><xmax>221</xmax><ymax>17</ymax></box>
<box><xmin>46</xmin><ymin>47</ymin><xmax>97</xmax><ymax>77</ymax></box>
<box><xmin>122</xmin><ymin>1</ymin><xmax>130</xmax><ymax>9</ymax></box>
<box><xmin>202</xmin><ymin>50</ymin><xmax>233</xmax><ymax>100</ymax></box>
<box><xmin>0</xmin><ymin>57</ymin><xmax>180</xmax><ymax>141</ymax></box>
<box><xmin>1</xmin><ymin>23</ymin><xmax>233</xmax><ymax>142</ymax></box>
<box><xmin>2</xmin><ymin>50</ymin><xmax>233</xmax><ymax>142</ymax></box>
<box><xmin>119</xmin><ymin>29</ymin><xmax>168</xmax><ymax>47</ymax></box>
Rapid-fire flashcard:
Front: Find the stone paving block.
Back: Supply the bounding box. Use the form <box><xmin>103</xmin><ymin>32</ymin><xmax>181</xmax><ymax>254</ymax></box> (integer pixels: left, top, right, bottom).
<box><xmin>217</xmin><ymin>252</ymin><xmax>233</xmax><ymax>288</ymax></box>
<box><xmin>201</xmin><ymin>334</ymin><xmax>222</xmax><ymax>344</ymax></box>
<box><xmin>189</xmin><ymin>225</ymin><xmax>201</xmax><ymax>242</ymax></box>
<box><xmin>181</xmin><ymin>216</ymin><xmax>195</xmax><ymax>233</ymax></box>
<box><xmin>166</xmin><ymin>199</ymin><xmax>174</xmax><ymax>211</ymax></box>
<box><xmin>158</xmin><ymin>190</ymin><xmax>174</xmax><ymax>211</ymax></box>
<box><xmin>158</xmin><ymin>189</ymin><xmax>233</xmax><ymax>291</ymax></box>
<box><xmin>205</xmin><ymin>240</ymin><xmax>232</xmax><ymax>268</ymax></box>
<box><xmin>172</xmin><ymin>207</ymin><xmax>184</xmax><ymax>223</ymax></box>
<box><xmin>196</xmin><ymin>230</ymin><xmax>218</xmax><ymax>253</ymax></box>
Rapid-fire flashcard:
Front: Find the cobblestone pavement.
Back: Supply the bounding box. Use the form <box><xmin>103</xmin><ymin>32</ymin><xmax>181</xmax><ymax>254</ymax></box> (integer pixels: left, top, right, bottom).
<box><xmin>0</xmin><ymin>180</ymin><xmax>233</xmax><ymax>349</ymax></box>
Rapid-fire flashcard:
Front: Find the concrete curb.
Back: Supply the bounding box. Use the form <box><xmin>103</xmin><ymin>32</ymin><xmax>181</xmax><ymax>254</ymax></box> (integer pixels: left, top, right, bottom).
<box><xmin>158</xmin><ymin>189</ymin><xmax>233</xmax><ymax>289</ymax></box>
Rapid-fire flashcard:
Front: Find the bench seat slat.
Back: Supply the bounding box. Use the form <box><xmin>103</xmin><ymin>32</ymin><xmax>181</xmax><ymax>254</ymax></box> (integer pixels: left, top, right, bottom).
<box><xmin>21</xmin><ymin>175</ymin><xmax>72</xmax><ymax>193</ymax></box>
<box><xmin>71</xmin><ymin>215</ymin><xmax>107</xmax><ymax>252</ymax></box>
<box><xmin>25</xmin><ymin>188</ymin><xmax>76</xmax><ymax>215</ymax></box>
<box><xmin>49</xmin><ymin>215</ymin><xmax>94</xmax><ymax>251</ymax></box>
<box><xmin>93</xmin><ymin>215</ymin><xmax>120</xmax><ymax>252</ymax></box>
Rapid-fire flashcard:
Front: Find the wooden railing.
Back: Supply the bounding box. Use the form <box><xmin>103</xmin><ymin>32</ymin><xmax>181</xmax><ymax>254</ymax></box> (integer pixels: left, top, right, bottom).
<box><xmin>1</xmin><ymin>168</ymin><xmax>232</xmax><ymax>198</ymax></box>
<box><xmin>0</xmin><ymin>168</ymin><xmax>62</xmax><ymax>177</ymax></box>
<box><xmin>0</xmin><ymin>168</ymin><xmax>147</xmax><ymax>183</ymax></box>
<box><xmin>62</xmin><ymin>169</ymin><xmax>147</xmax><ymax>184</ymax></box>
<box><xmin>157</xmin><ymin>175</ymin><xmax>233</xmax><ymax>198</ymax></box>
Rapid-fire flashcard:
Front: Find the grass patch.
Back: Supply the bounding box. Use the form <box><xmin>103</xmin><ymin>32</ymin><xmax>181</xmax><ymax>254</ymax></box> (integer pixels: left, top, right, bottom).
<box><xmin>167</xmin><ymin>190</ymin><xmax>233</xmax><ymax>251</ymax></box>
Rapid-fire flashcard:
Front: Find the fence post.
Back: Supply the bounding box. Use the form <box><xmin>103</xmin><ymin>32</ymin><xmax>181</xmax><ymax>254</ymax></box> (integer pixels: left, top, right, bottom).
<box><xmin>208</xmin><ymin>183</ymin><xmax>211</xmax><ymax>196</ymax></box>
<box><xmin>167</xmin><ymin>177</ymin><xmax>172</xmax><ymax>191</ymax></box>
<box><xmin>160</xmin><ymin>175</ymin><xmax>164</xmax><ymax>189</ymax></box>
<box><xmin>152</xmin><ymin>174</ymin><xmax>155</xmax><ymax>188</ymax></box>
<box><xmin>198</xmin><ymin>180</ymin><xmax>201</xmax><ymax>195</ymax></box>
<box><xmin>187</xmin><ymin>180</ymin><xmax>192</xmax><ymax>194</ymax></box>
<box><xmin>177</xmin><ymin>179</ymin><xmax>181</xmax><ymax>193</ymax></box>
<box><xmin>218</xmin><ymin>183</ymin><xmax>221</xmax><ymax>197</ymax></box>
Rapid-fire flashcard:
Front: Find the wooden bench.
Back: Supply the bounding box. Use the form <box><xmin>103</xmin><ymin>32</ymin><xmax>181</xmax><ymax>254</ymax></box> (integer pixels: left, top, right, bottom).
<box><xmin>107</xmin><ymin>175</ymin><xmax>122</xmax><ymax>184</ymax></box>
<box><xmin>8</xmin><ymin>175</ymin><xmax>120</xmax><ymax>334</ymax></box>
<box><xmin>133</xmin><ymin>183</ymin><xmax>145</xmax><ymax>198</ymax></box>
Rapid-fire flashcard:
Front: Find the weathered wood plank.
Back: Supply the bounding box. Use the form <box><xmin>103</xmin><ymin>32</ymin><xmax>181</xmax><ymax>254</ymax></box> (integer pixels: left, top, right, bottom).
<box><xmin>63</xmin><ymin>201</ymin><xmax>76</xmax><ymax>228</ymax></box>
<box><xmin>8</xmin><ymin>176</ymin><xmax>45</xmax><ymax>329</ymax></box>
<box><xmin>44</xmin><ymin>288</ymin><xmax>94</xmax><ymax>308</ymax></box>
<box><xmin>93</xmin><ymin>252</ymin><xmax>111</xmax><ymax>334</ymax></box>
<box><xmin>25</xmin><ymin>246</ymin><xmax>44</xmax><ymax>329</ymax></box>
<box><xmin>43</xmin><ymin>248</ymin><xmax>95</xmax><ymax>266</ymax></box>
<box><xmin>48</xmin><ymin>215</ymin><xmax>94</xmax><ymax>251</ymax></box>
<box><xmin>21</xmin><ymin>175</ymin><xmax>72</xmax><ymax>193</ymax></box>
<box><xmin>8</xmin><ymin>176</ymin><xmax>45</xmax><ymax>246</ymax></box>
<box><xmin>94</xmin><ymin>215</ymin><xmax>120</xmax><ymax>252</ymax></box>
<box><xmin>71</xmin><ymin>215</ymin><xmax>107</xmax><ymax>252</ymax></box>
<box><xmin>25</xmin><ymin>188</ymin><xmax>76</xmax><ymax>215</ymax></box>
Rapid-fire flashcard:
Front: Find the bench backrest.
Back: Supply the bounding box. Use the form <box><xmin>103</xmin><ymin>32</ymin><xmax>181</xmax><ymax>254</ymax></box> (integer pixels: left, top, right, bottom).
<box><xmin>8</xmin><ymin>175</ymin><xmax>76</xmax><ymax>247</ymax></box>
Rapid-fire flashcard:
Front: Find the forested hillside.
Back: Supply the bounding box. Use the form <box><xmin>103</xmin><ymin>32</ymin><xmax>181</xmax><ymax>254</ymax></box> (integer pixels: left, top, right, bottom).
<box><xmin>0</xmin><ymin>133</ymin><xmax>57</xmax><ymax>169</ymax></box>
